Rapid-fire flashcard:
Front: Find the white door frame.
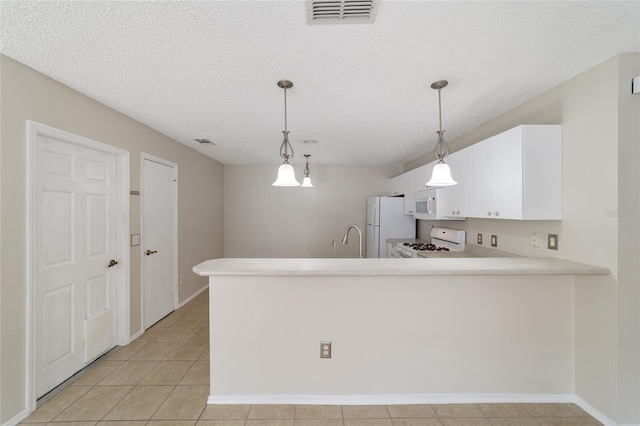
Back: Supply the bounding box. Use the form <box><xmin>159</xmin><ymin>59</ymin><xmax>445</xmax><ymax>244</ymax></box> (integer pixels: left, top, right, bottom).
<box><xmin>140</xmin><ymin>153</ymin><xmax>178</xmax><ymax>331</ymax></box>
<box><xmin>26</xmin><ymin>121</ymin><xmax>130</xmax><ymax>413</ymax></box>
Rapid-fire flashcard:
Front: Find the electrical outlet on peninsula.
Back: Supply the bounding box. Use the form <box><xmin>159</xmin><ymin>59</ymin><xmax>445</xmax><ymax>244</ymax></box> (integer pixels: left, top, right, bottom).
<box><xmin>320</xmin><ymin>341</ymin><xmax>332</xmax><ymax>358</ymax></box>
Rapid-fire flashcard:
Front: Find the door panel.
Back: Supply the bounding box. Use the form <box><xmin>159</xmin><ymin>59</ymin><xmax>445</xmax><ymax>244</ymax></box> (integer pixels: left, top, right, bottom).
<box><xmin>86</xmin><ymin>274</ymin><xmax>109</xmax><ymax>315</ymax></box>
<box><xmin>42</xmin><ymin>191</ymin><xmax>74</xmax><ymax>266</ymax></box>
<box><xmin>86</xmin><ymin>194</ymin><xmax>109</xmax><ymax>258</ymax></box>
<box><xmin>142</xmin><ymin>158</ymin><xmax>177</xmax><ymax>329</ymax></box>
<box><xmin>35</xmin><ymin>134</ymin><xmax>118</xmax><ymax>397</ymax></box>
<box><xmin>42</xmin><ymin>285</ymin><xmax>74</xmax><ymax>366</ymax></box>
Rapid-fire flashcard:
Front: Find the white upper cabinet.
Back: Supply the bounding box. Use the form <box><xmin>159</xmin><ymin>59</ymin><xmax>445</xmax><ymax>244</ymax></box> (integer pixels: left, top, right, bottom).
<box><xmin>440</xmin><ymin>148</ymin><xmax>473</xmax><ymax>218</ymax></box>
<box><xmin>471</xmin><ymin>125</ymin><xmax>562</xmax><ymax>220</ymax></box>
<box><xmin>389</xmin><ymin>163</ymin><xmax>432</xmax><ymax>215</ymax></box>
<box><xmin>389</xmin><ymin>124</ymin><xmax>562</xmax><ymax>221</ymax></box>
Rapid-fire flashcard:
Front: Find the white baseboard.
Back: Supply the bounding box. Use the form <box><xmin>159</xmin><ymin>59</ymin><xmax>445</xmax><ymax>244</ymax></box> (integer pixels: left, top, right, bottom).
<box><xmin>573</xmin><ymin>396</ymin><xmax>619</xmax><ymax>426</ymax></box>
<box><xmin>129</xmin><ymin>328</ymin><xmax>144</xmax><ymax>342</ymax></box>
<box><xmin>177</xmin><ymin>284</ymin><xmax>209</xmax><ymax>309</ymax></box>
<box><xmin>208</xmin><ymin>393</ymin><xmax>624</xmax><ymax>425</ymax></box>
<box><xmin>1</xmin><ymin>409</ymin><xmax>28</xmax><ymax>426</ymax></box>
<box><xmin>208</xmin><ymin>393</ymin><xmax>575</xmax><ymax>406</ymax></box>
<box><xmin>5</xmin><ymin>392</ymin><xmax>624</xmax><ymax>426</ymax></box>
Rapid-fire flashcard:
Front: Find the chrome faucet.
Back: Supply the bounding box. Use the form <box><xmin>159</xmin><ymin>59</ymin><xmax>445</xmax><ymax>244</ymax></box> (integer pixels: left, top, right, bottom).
<box><xmin>341</xmin><ymin>224</ymin><xmax>363</xmax><ymax>258</ymax></box>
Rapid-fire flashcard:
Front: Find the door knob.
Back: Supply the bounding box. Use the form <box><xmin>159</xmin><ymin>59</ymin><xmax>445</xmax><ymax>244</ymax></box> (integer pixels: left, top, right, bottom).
<box><xmin>108</xmin><ymin>259</ymin><xmax>118</xmax><ymax>268</ymax></box>
<box><xmin>146</xmin><ymin>249</ymin><xmax>158</xmax><ymax>255</ymax></box>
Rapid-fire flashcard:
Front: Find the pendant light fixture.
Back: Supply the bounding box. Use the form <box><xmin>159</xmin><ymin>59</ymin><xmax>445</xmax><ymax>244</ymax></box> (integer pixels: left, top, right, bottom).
<box><xmin>426</xmin><ymin>80</ymin><xmax>457</xmax><ymax>187</ymax></box>
<box><xmin>272</xmin><ymin>80</ymin><xmax>300</xmax><ymax>186</ymax></box>
<box><xmin>301</xmin><ymin>154</ymin><xmax>313</xmax><ymax>187</ymax></box>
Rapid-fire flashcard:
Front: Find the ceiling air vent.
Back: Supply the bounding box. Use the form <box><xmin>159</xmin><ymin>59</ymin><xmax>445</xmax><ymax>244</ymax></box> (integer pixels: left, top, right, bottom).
<box><xmin>307</xmin><ymin>0</ymin><xmax>378</xmax><ymax>25</ymax></box>
<box><xmin>194</xmin><ymin>138</ymin><xmax>214</xmax><ymax>145</ymax></box>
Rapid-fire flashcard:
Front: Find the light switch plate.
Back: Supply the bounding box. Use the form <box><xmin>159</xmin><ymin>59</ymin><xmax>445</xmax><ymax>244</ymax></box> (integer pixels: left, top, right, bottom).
<box><xmin>131</xmin><ymin>234</ymin><xmax>140</xmax><ymax>246</ymax></box>
<box><xmin>491</xmin><ymin>235</ymin><xmax>498</xmax><ymax>247</ymax></box>
<box><xmin>548</xmin><ymin>234</ymin><xmax>558</xmax><ymax>250</ymax></box>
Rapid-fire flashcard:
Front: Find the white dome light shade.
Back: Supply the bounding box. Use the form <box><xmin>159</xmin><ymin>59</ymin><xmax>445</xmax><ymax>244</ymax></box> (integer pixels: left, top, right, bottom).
<box><xmin>301</xmin><ymin>176</ymin><xmax>313</xmax><ymax>187</ymax></box>
<box><xmin>272</xmin><ymin>163</ymin><xmax>300</xmax><ymax>186</ymax></box>
<box><xmin>426</xmin><ymin>162</ymin><xmax>457</xmax><ymax>187</ymax></box>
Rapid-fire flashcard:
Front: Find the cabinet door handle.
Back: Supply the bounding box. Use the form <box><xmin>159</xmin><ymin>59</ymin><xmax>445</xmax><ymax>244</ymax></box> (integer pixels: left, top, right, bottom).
<box><xmin>487</xmin><ymin>211</ymin><xmax>492</xmax><ymax>216</ymax></box>
<box><xmin>494</xmin><ymin>212</ymin><xmax>499</xmax><ymax>216</ymax></box>
<box><xmin>146</xmin><ymin>249</ymin><xmax>158</xmax><ymax>255</ymax></box>
<box><xmin>108</xmin><ymin>259</ymin><xmax>118</xmax><ymax>268</ymax></box>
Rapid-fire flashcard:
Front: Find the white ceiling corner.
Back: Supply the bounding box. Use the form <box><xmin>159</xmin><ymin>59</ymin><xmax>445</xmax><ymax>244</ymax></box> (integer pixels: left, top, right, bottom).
<box><xmin>1</xmin><ymin>1</ymin><xmax>638</xmax><ymax>166</ymax></box>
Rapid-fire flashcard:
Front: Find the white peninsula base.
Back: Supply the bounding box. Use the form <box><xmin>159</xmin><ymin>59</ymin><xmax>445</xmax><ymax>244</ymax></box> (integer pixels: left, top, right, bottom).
<box><xmin>193</xmin><ymin>258</ymin><xmax>609</xmax><ymax>406</ymax></box>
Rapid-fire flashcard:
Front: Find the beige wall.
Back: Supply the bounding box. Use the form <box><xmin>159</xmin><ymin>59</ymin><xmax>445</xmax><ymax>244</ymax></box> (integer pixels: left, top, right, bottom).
<box><xmin>615</xmin><ymin>54</ymin><xmax>640</xmax><ymax>425</ymax></box>
<box><xmin>412</xmin><ymin>54</ymin><xmax>640</xmax><ymax>423</ymax></box>
<box><xmin>0</xmin><ymin>55</ymin><xmax>224</xmax><ymax>423</ymax></box>
<box><xmin>223</xmin><ymin>164</ymin><xmax>401</xmax><ymax>258</ymax></box>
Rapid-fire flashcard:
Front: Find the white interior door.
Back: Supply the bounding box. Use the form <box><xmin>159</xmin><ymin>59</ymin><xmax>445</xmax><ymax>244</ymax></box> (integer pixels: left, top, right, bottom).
<box><xmin>34</xmin><ymin>133</ymin><xmax>118</xmax><ymax>397</ymax></box>
<box><xmin>142</xmin><ymin>156</ymin><xmax>177</xmax><ymax>329</ymax></box>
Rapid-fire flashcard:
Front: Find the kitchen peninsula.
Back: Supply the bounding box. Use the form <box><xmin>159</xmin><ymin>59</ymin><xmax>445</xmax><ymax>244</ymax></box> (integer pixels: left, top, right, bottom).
<box><xmin>193</xmin><ymin>258</ymin><xmax>608</xmax><ymax>405</ymax></box>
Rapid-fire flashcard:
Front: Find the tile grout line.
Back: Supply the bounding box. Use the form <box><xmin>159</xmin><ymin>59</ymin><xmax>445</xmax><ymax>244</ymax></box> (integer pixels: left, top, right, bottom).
<box><xmin>98</xmin><ymin>383</ymin><xmax>142</xmax><ymax>423</ymax></box>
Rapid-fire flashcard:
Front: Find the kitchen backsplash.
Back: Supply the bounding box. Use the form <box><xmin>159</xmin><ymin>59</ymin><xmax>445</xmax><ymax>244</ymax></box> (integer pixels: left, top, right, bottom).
<box><xmin>417</xmin><ymin>218</ymin><xmax>563</xmax><ymax>259</ymax></box>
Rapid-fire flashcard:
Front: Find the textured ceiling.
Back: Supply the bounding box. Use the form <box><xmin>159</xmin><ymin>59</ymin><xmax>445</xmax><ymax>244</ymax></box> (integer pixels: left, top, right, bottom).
<box><xmin>1</xmin><ymin>1</ymin><xmax>639</xmax><ymax>165</ymax></box>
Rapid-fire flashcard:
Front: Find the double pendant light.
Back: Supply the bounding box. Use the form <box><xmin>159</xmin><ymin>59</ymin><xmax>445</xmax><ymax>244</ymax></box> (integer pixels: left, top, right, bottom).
<box><xmin>272</xmin><ymin>78</ymin><xmax>453</xmax><ymax>187</ymax></box>
<box><xmin>426</xmin><ymin>80</ymin><xmax>457</xmax><ymax>187</ymax></box>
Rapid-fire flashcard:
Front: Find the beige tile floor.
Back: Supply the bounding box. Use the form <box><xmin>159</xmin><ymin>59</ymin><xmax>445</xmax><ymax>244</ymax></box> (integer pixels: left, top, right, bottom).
<box><xmin>22</xmin><ymin>290</ymin><xmax>601</xmax><ymax>426</ymax></box>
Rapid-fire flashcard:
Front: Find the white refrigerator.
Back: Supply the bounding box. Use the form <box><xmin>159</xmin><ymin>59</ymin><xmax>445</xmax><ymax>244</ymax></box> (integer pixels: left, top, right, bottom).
<box><xmin>366</xmin><ymin>197</ymin><xmax>416</xmax><ymax>258</ymax></box>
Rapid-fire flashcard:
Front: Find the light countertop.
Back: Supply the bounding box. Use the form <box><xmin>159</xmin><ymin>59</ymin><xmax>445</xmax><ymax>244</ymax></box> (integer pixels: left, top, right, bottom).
<box><xmin>193</xmin><ymin>257</ymin><xmax>609</xmax><ymax>277</ymax></box>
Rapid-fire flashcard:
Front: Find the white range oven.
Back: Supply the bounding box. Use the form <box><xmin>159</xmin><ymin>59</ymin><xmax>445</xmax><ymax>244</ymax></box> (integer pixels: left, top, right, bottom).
<box><xmin>388</xmin><ymin>227</ymin><xmax>466</xmax><ymax>258</ymax></box>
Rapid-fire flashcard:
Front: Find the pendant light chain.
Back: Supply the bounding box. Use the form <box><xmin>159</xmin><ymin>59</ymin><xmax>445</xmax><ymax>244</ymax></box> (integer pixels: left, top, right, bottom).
<box><xmin>434</xmin><ymin>84</ymin><xmax>450</xmax><ymax>161</ymax></box>
<box><xmin>279</xmin><ymin>83</ymin><xmax>294</xmax><ymax>162</ymax></box>
<box><xmin>284</xmin><ymin>84</ymin><xmax>288</xmax><ymax>133</ymax></box>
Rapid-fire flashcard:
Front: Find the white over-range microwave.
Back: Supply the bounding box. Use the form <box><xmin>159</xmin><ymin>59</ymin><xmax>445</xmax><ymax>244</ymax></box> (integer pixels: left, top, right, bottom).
<box><xmin>413</xmin><ymin>188</ymin><xmax>465</xmax><ymax>221</ymax></box>
<box><xmin>414</xmin><ymin>188</ymin><xmax>440</xmax><ymax>220</ymax></box>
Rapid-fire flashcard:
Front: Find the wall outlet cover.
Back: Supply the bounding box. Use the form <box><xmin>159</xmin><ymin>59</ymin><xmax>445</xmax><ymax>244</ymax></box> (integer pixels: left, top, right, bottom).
<box><xmin>477</xmin><ymin>233</ymin><xmax>483</xmax><ymax>244</ymax></box>
<box><xmin>530</xmin><ymin>233</ymin><xmax>540</xmax><ymax>248</ymax></box>
<box><xmin>320</xmin><ymin>341</ymin><xmax>332</xmax><ymax>358</ymax></box>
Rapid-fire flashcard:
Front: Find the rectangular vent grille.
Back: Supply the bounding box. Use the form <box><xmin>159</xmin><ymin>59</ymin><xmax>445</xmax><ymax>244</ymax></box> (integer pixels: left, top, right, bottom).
<box><xmin>307</xmin><ymin>0</ymin><xmax>378</xmax><ymax>24</ymax></box>
<box><xmin>194</xmin><ymin>138</ymin><xmax>214</xmax><ymax>145</ymax></box>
